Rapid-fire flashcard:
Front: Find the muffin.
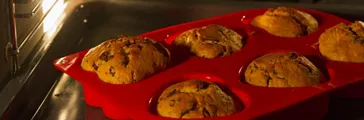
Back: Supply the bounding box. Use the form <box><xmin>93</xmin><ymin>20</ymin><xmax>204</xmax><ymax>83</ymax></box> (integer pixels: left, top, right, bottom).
<box><xmin>319</xmin><ymin>21</ymin><xmax>364</xmax><ymax>63</ymax></box>
<box><xmin>157</xmin><ymin>80</ymin><xmax>236</xmax><ymax>118</ymax></box>
<box><xmin>251</xmin><ymin>7</ymin><xmax>318</xmax><ymax>37</ymax></box>
<box><xmin>174</xmin><ymin>24</ymin><xmax>243</xmax><ymax>58</ymax></box>
<box><xmin>81</xmin><ymin>36</ymin><xmax>170</xmax><ymax>84</ymax></box>
<box><xmin>244</xmin><ymin>52</ymin><xmax>321</xmax><ymax>87</ymax></box>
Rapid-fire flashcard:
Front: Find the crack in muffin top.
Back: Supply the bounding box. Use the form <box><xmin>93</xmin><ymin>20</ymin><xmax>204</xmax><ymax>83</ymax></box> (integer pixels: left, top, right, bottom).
<box><xmin>174</xmin><ymin>24</ymin><xmax>244</xmax><ymax>58</ymax></box>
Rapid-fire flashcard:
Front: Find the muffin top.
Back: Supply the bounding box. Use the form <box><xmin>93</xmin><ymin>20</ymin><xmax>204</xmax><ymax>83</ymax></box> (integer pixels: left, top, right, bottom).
<box><xmin>174</xmin><ymin>24</ymin><xmax>243</xmax><ymax>58</ymax></box>
<box><xmin>319</xmin><ymin>21</ymin><xmax>364</xmax><ymax>63</ymax></box>
<box><xmin>157</xmin><ymin>80</ymin><xmax>236</xmax><ymax>118</ymax></box>
<box><xmin>244</xmin><ymin>52</ymin><xmax>321</xmax><ymax>87</ymax></box>
<box><xmin>251</xmin><ymin>7</ymin><xmax>318</xmax><ymax>37</ymax></box>
<box><xmin>81</xmin><ymin>36</ymin><xmax>170</xmax><ymax>84</ymax></box>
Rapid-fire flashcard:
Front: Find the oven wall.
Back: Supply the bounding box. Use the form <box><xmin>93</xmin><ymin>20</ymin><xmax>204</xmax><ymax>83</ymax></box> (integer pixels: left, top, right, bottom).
<box><xmin>0</xmin><ymin>0</ymin><xmax>12</xmax><ymax>90</ymax></box>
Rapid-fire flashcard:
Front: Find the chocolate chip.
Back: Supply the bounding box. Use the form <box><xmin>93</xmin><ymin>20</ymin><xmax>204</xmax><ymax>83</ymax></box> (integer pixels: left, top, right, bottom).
<box><xmin>289</xmin><ymin>52</ymin><xmax>298</xmax><ymax>59</ymax></box>
<box><xmin>99</xmin><ymin>51</ymin><xmax>114</xmax><ymax>62</ymax></box>
<box><xmin>197</xmin><ymin>81</ymin><xmax>210</xmax><ymax>91</ymax></box>
<box><xmin>137</xmin><ymin>45</ymin><xmax>143</xmax><ymax>49</ymax></box>
<box><xmin>273</xmin><ymin>69</ymin><xmax>285</xmax><ymax>80</ymax></box>
<box><xmin>349</xmin><ymin>27</ymin><xmax>359</xmax><ymax>36</ymax></box>
<box><xmin>353</xmin><ymin>37</ymin><xmax>364</xmax><ymax>44</ymax></box>
<box><xmin>250</xmin><ymin>63</ymin><xmax>258</xmax><ymax>73</ymax></box>
<box><xmin>349</xmin><ymin>27</ymin><xmax>364</xmax><ymax>44</ymax></box>
<box><xmin>131</xmin><ymin>71</ymin><xmax>136</xmax><ymax>83</ymax></box>
<box><xmin>109</xmin><ymin>66</ymin><xmax>115</xmax><ymax>77</ymax></box>
<box><xmin>92</xmin><ymin>63</ymin><xmax>98</xmax><ymax>70</ymax></box>
<box><xmin>122</xmin><ymin>59</ymin><xmax>129</xmax><ymax>67</ymax></box>
<box><xmin>167</xmin><ymin>89</ymin><xmax>177</xmax><ymax>97</ymax></box>
<box><xmin>266</xmin><ymin>73</ymin><xmax>272</xmax><ymax>87</ymax></box>
<box><xmin>124</xmin><ymin>40</ymin><xmax>131</xmax><ymax>47</ymax></box>
<box><xmin>194</xmin><ymin>33</ymin><xmax>198</xmax><ymax>38</ymax></box>
<box><xmin>121</xmin><ymin>53</ymin><xmax>130</xmax><ymax>67</ymax></box>
<box><xmin>217</xmin><ymin>45</ymin><xmax>227</xmax><ymax>57</ymax></box>
<box><xmin>99</xmin><ymin>51</ymin><xmax>109</xmax><ymax>61</ymax></box>
<box><xmin>169</xmin><ymin>99</ymin><xmax>176</xmax><ymax>107</ymax></box>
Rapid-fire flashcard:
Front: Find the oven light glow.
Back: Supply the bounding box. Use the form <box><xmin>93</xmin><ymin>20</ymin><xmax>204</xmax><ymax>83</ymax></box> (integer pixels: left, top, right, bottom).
<box><xmin>42</xmin><ymin>0</ymin><xmax>57</xmax><ymax>14</ymax></box>
<box><xmin>42</xmin><ymin>0</ymin><xmax>67</xmax><ymax>32</ymax></box>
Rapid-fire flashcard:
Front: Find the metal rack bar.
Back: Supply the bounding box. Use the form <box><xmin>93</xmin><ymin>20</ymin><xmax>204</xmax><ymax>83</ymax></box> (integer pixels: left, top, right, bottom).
<box><xmin>7</xmin><ymin>0</ymin><xmax>20</xmax><ymax>75</ymax></box>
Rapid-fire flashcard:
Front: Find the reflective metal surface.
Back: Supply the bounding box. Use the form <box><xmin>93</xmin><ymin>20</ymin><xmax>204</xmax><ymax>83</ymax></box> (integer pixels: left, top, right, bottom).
<box><xmin>0</xmin><ymin>0</ymin><xmax>17</xmax><ymax>94</ymax></box>
<box><xmin>16</xmin><ymin>0</ymin><xmax>60</xmax><ymax>59</ymax></box>
<box><xmin>14</xmin><ymin>0</ymin><xmax>41</xmax><ymax>18</ymax></box>
<box><xmin>6</xmin><ymin>0</ymin><xmax>19</xmax><ymax>75</ymax></box>
<box><xmin>31</xmin><ymin>74</ymin><xmax>109</xmax><ymax>120</ymax></box>
<box><xmin>0</xmin><ymin>0</ymin><xmax>12</xmax><ymax>94</ymax></box>
<box><xmin>1</xmin><ymin>0</ymin><xmax>364</xmax><ymax>120</ymax></box>
<box><xmin>0</xmin><ymin>0</ymin><xmax>79</xmax><ymax>118</ymax></box>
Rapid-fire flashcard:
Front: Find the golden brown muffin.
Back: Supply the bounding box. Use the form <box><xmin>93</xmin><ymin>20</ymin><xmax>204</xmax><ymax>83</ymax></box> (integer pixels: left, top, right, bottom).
<box><xmin>174</xmin><ymin>24</ymin><xmax>243</xmax><ymax>58</ymax></box>
<box><xmin>157</xmin><ymin>80</ymin><xmax>236</xmax><ymax>118</ymax></box>
<box><xmin>319</xmin><ymin>21</ymin><xmax>364</xmax><ymax>63</ymax></box>
<box><xmin>244</xmin><ymin>52</ymin><xmax>321</xmax><ymax>87</ymax></box>
<box><xmin>251</xmin><ymin>7</ymin><xmax>318</xmax><ymax>37</ymax></box>
<box><xmin>81</xmin><ymin>36</ymin><xmax>170</xmax><ymax>84</ymax></box>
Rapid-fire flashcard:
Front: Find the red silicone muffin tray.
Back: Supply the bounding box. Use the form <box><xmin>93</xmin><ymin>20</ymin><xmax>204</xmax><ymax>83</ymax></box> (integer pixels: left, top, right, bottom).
<box><xmin>53</xmin><ymin>8</ymin><xmax>364</xmax><ymax>120</ymax></box>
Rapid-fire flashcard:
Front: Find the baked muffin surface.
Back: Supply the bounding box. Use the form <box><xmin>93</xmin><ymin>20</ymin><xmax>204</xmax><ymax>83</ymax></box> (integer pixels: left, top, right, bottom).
<box><xmin>251</xmin><ymin>7</ymin><xmax>318</xmax><ymax>37</ymax></box>
<box><xmin>157</xmin><ymin>80</ymin><xmax>236</xmax><ymax>118</ymax></box>
<box><xmin>244</xmin><ymin>52</ymin><xmax>321</xmax><ymax>87</ymax></box>
<box><xmin>174</xmin><ymin>24</ymin><xmax>243</xmax><ymax>58</ymax></box>
<box><xmin>319</xmin><ymin>21</ymin><xmax>364</xmax><ymax>63</ymax></box>
<box><xmin>81</xmin><ymin>36</ymin><xmax>170</xmax><ymax>84</ymax></box>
